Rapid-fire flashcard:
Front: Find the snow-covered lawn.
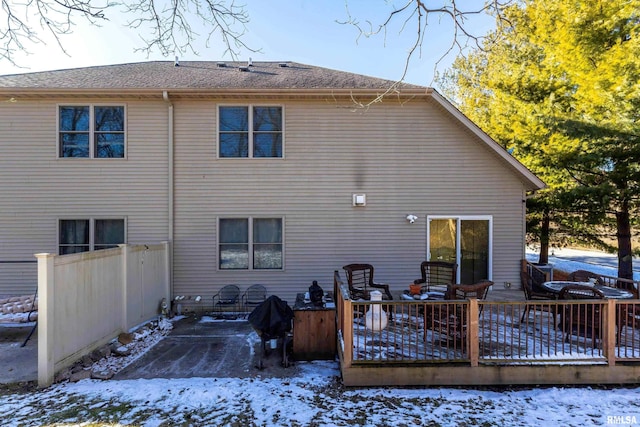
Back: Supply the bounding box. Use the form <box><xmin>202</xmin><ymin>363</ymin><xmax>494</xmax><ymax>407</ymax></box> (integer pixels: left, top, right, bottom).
<box><xmin>1</xmin><ymin>315</ymin><xmax>639</xmax><ymax>426</ymax></box>
<box><xmin>526</xmin><ymin>247</ymin><xmax>640</xmax><ymax>280</ymax></box>
<box><xmin>0</xmin><ymin>249</ymin><xmax>639</xmax><ymax>426</ymax></box>
<box><xmin>1</xmin><ymin>372</ymin><xmax>639</xmax><ymax>426</ymax></box>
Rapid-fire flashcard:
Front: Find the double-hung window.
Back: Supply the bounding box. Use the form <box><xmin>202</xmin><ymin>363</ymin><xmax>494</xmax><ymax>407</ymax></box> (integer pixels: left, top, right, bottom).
<box><xmin>218</xmin><ymin>105</ymin><xmax>283</xmax><ymax>158</ymax></box>
<box><xmin>59</xmin><ymin>218</ymin><xmax>125</xmax><ymax>255</ymax></box>
<box><xmin>59</xmin><ymin>105</ymin><xmax>125</xmax><ymax>158</ymax></box>
<box><xmin>219</xmin><ymin>217</ymin><xmax>283</xmax><ymax>270</ymax></box>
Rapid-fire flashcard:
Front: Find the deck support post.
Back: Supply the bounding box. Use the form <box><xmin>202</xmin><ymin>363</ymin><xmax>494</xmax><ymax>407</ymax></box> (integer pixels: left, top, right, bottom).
<box><xmin>468</xmin><ymin>298</ymin><xmax>479</xmax><ymax>367</ymax></box>
<box><xmin>604</xmin><ymin>299</ymin><xmax>616</xmax><ymax>366</ymax></box>
<box><xmin>343</xmin><ymin>298</ymin><xmax>353</xmax><ymax>368</ymax></box>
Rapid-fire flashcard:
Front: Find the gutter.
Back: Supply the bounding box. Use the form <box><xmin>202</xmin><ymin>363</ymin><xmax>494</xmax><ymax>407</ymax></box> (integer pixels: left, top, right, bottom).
<box><xmin>0</xmin><ymin>87</ymin><xmax>430</xmax><ymax>98</ymax></box>
<box><xmin>163</xmin><ymin>90</ymin><xmax>174</xmax><ymax>297</ymax></box>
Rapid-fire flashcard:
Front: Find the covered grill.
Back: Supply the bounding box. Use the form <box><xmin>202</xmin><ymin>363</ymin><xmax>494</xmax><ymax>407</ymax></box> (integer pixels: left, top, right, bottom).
<box><xmin>248</xmin><ymin>295</ymin><xmax>294</xmax><ymax>368</ymax></box>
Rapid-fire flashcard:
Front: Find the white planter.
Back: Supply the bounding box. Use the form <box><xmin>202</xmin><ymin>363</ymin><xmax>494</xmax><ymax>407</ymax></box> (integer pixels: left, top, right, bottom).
<box><xmin>364</xmin><ymin>290</ymin><xmax>388</xmax><ymax>331</ymax></box>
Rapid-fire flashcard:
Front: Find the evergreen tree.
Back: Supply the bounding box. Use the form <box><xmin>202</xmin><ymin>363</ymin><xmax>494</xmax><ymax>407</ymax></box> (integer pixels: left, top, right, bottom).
<box><xmin>441</xmin><ymin>0</ymin><xmax>640</xmax><ymax>278</ymax></box>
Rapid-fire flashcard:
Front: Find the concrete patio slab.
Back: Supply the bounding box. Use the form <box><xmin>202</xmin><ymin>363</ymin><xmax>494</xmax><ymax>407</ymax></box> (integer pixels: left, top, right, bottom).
<box><xmin>0</xmin><ymin>288</ymin><xmax>524</xmax><ymax>386</ymax></box>
<box><xmin>0</xmin><ymin>324</ymin><xmax>38</xmax><ymax>384</ymax></box>
<box><xmin>114</xmin><ymin>316</ymin><xmax>300</xmax><ymax>380</ymax></box>
<box><xmin>0</xmin><ymin>316</ymin><xmax>304</xmax><ymax>385</ymax></box>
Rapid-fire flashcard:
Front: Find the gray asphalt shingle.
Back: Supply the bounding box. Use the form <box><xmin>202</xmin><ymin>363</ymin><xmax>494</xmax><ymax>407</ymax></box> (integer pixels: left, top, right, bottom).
<box><xmin>0</xmin><ymin>61</ymin><xmax>424</xmax><ymax>90</ymax></box>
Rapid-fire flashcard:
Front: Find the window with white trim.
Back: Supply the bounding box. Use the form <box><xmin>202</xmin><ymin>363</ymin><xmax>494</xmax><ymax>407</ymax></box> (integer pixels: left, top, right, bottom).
<box><xmin>59</xmin><ymin>218</ymin><xmax>125</xmax><ymax>255</ymax></box>
<box><xmin>59</xmin><ymin>105</ymin><xmax>125</xmax><ymax>158</ymax></box>
<box><xmin>219</xmin><ymin>217</ymin><xmax>283</xmax><ymax>269</ymax></box>
<box><xmin>218</xmin><ymin>105</ymin><xmax>283</xmax><ymax>158</ymax></box>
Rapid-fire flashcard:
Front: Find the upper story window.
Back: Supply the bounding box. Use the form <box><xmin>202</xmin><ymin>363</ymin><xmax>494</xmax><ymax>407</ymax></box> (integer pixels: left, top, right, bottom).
<box><xmin>59</xmin><ymin>105</ymin><xmax>125</xmax><ymax>158</ymax></box>
<box><xmin>218</xmin><ymin>105</ymin><xmax>283</xmax><ymax>158</ymax></box>
<box><xmin>59</xmin><ymin>218</ymin><xmax>125</xmax><ymax>255</ymax></box>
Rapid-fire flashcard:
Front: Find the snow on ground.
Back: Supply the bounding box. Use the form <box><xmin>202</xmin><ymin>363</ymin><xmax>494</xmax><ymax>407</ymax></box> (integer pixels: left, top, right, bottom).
<box><xmin>2</xmin><ymin>316</ymin><xmax>639</xmax><ymax>426</ymax></box>
<box><xmin>526</xmin><ymin>246</ymin><xmax>640</xmax><ymax>281</ymax></box>
<box><xmin>1</xmin><ymin>251</ymin><xmax>640</xmax><ymax>426</ymax></box>
<box><xmin>1</xmin><ymin>335</ymin><xmax>639</xmax><ymax>426</ymax></box>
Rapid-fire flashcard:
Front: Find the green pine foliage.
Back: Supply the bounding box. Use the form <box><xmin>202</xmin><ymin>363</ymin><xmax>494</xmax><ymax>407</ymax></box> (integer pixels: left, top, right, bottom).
<box><xmin>440</xmin><ymin>0</ymin><xmax>640</xmax><ymax>278</ymax></box>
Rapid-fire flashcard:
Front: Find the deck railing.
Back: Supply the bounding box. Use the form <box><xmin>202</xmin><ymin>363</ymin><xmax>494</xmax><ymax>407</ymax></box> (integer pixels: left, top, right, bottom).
<box><xmin>596</xmin><ymin>274</ymin><xmax>639</xmax><ymax>298</ymax></box>
<box><xmin>335</xmin><ymin>272</ymin><xmax>640</xmax><ymax>369</ymax></box>
<box><xmin>523</xmin><ymin>259</ymin><xmax>639</xmax><ymax>298</ymax></box>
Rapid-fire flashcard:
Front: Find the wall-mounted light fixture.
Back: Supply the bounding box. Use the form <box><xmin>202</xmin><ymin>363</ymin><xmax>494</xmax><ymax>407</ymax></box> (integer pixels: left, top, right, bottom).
<box><xmin>406</xmin><ymin>214</ymin><xmax>418</xmax><ymax>224</ymax></box>
<box><xmin>352</xmin><ymin>194</ymin><xmax>366</xmax><ymax>207</ymax></box>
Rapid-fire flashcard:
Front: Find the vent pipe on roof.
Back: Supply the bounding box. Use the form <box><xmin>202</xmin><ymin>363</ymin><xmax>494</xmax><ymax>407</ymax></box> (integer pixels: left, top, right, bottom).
<box><xmin>174</xmin><ymin>56</ymin><xmax>179</xmax><ymax>67</ymax></box>
<box><xmin>248</xmin><ymin>57</ymin><xmax>253</xmax><ymax>67</ymax></box>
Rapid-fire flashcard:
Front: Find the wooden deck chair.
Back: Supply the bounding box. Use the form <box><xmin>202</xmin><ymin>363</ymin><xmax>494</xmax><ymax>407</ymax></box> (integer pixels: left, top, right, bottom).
<box><xmin>568</xmin><ymin>270</ymin><xmax>601</xmax><ymax>285</ymax></box>
<box><xmin>414</xmin><ymin>261</ymin><xmax>456</xmax><ymax>294</ymax></box>
<box><xmin>424</xmin><ymin>280</ymin><xmax>493</xmax><ymax>349</ymax></box>
<box><xmin>558</xmin><ymin>284</ymin><xmax>606</xmax><ymax>348</ymax></box>
<box><xmin>342</xmin><ymin>264</ymin><xmax>393</xmax><ymax>300</ymax></box>
<box><xmin>520</xmin><ymin>270</ymin><xmax>558</xmax><ymax>326</ymax></box>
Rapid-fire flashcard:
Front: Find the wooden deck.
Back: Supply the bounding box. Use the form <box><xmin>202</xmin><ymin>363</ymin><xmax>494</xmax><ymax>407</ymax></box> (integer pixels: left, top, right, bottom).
<box><xmin>334</xmin><ymin>279</ymin><xmax>640</xmax><ymax>387</ymax></box>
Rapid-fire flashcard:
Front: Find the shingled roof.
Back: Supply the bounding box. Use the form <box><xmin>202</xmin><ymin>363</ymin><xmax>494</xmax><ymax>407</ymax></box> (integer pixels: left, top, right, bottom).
<box><xmin>0</xmin><ymin>61</ymin><xmax>425</xmax><ymax>91</ymax></box>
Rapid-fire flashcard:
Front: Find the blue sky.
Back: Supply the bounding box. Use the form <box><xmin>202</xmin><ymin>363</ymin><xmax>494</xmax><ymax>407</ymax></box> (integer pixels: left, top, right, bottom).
<box><xmin>0</xmin><ymin>1</ymin><xmax>495</xmax><ymax>87</ymax></box>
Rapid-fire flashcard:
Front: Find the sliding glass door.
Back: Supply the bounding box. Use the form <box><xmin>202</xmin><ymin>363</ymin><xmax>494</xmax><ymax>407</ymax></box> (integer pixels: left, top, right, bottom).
<box><xmin>428</xmin><ymin>216</ymin><xmax>492</xmax><ymax>284</ymax></box>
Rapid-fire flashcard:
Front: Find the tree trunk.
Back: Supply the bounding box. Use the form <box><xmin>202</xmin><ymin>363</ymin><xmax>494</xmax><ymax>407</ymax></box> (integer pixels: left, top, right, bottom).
<box><xmin>616</xmin><ymin>200</ymin><xmax>633</xmax><ymax>280</ymax></box>
<box><xmin>538</xmin><ymin>209</ymin><xmax>550</xmax><ymax>265</ymax></box>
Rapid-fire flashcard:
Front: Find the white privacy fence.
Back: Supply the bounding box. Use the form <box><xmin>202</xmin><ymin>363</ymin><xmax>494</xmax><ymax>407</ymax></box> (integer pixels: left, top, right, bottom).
<box><xmin>36</xmin><ymin>243</ymin><xmax>170</xmax><ymax>387</ymax></box>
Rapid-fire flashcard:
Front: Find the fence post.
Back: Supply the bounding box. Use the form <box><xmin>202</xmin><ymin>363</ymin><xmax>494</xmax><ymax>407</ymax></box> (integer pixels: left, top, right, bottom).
<box><xmin>120</xmin><ymin>244</ymin><xmax>129</xmax><ymax>331</ymax></box>
<box><xmin>468</xmin><ymin>298</ymin><xmax>479</xmax><ymax>367</ymax></box>
<box><xmin>604</xmin><ymin>299</ymin><xmax>616</xmax><ymax>366</ymax></box>
<box><xmin>35</xmin><ymin>253</ymin><xmax>54</xmax><ymax>388</ymax></box>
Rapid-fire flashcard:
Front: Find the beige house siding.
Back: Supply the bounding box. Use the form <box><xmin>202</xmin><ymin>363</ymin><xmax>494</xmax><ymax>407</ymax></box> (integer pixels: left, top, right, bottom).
<box><xmin>172</xmin><ymin>97</ymin><xmax>529</xmax><ymax>305</ymax></box>
<box><xmin>1</xmin><ymin>92</ymin><xmax>533</xmax><ymax>303</ymax></box>
<box><xmin>0</xmin><ymin>99</ymin><xmax>169</xmax><ymax>295</ymax></box>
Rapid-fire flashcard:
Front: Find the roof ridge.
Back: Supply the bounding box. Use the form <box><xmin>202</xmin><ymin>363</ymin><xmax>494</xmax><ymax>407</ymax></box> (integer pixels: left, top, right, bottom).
<box><xmin>0</xmin><ymin>60</ymin><xmax>426</xmax><ymax>90</ymax></box>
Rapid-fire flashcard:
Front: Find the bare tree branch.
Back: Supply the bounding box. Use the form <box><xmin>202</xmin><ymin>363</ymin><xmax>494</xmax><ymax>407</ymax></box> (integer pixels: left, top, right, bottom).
<box><xmin>124</xmin><ymin>0</ymin><xmax>256</xmax><ymax>58</ymax></box>
<box><xmin>339</xmin><ymin>0</ymin><xmax>514</xmax><ymax>88</ymax></box>
<box><xmin>0</xmin><ymin>0</ymin><xmax>255</xmax><ymax>67</ymax></box>
<box><xmin>1</xmin><ymin>0</ymin><xmax>113</xmax><ymax>66</ymax></box>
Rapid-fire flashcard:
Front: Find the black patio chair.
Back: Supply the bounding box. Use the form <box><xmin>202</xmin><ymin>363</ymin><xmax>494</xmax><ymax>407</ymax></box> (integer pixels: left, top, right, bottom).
<box><xmin>242</xmin><ymin>284</ymin><xmax>267</xmax><ymax>317</ymax></box>
<box><xmin>212</xmin><ymin>284</ymin><xmax>241</xmax><ymax>318</ymax></box>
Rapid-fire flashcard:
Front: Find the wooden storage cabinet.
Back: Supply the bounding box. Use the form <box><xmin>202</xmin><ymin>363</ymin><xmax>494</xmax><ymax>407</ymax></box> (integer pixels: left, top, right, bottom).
<box><xmin>292</xmin><ymin>308</ymin><xmax>336</xmax><ymax>360</ymax></box>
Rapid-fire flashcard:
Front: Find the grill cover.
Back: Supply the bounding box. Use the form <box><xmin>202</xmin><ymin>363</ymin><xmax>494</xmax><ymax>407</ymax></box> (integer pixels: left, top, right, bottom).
<box><xmin>248</xmin><ymin>295</ymin><xmax>294</xmax><ymax>339</ymax></box>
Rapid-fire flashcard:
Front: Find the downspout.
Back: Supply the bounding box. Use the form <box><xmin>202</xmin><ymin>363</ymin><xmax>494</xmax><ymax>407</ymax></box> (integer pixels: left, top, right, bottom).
<box><xmin>163</xmin><ymin>90</ymin><xmax>174</xmax><ymax>298</ymax></box>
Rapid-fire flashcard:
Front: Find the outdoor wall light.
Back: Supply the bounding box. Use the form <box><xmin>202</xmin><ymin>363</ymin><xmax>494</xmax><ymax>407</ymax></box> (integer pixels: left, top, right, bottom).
<box><xmin>406</xmin><ymin>214</ymin><xmax>418</xmax><ymax>224</ymax></box>
<box><xmin>353</xmin><ymin>194</ymin><xmax>366</xmax><ymax>206</ymax></box>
